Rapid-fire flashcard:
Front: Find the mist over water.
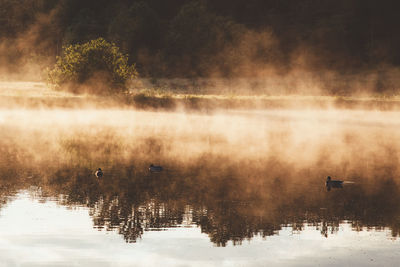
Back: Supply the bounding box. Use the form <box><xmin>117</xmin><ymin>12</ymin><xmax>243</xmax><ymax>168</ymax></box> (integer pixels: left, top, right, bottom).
<box><xmin>1</xmin><ymin>107</ymin><xmax>400</xmax><ymax>243</ymax></box>
<box><xmin>0</xmin><ymin>87</ymin><xmax>400</xmax><ymax>267</ymax></box>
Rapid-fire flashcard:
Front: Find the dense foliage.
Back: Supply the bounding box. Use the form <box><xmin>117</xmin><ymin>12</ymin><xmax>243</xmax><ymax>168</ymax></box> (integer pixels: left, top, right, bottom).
<box><xmin>1</xmin><ymin>0</ymin><xmax>400</xmax><ymax>92</ymax></box>
<box><xmin>47</xmin><ymin>38</ymin><xmax>137</xmax><ymax>94</ymax></box>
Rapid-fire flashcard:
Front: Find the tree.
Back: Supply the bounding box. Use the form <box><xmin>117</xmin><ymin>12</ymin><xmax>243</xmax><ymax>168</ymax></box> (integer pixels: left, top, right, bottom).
<box><xmin>164</xmin><ymin>1</ymin><xmax>244</xmax><ymax>77</ymax></box>
<box><xmin>108</xmin><ymin>1</ymin><xmax>161</xmax><ymax>56</ymax></box>
<box><xmin>47</xmin><ymin>38</ymin><xmax>138</xmax><ymax>94</ymax></box>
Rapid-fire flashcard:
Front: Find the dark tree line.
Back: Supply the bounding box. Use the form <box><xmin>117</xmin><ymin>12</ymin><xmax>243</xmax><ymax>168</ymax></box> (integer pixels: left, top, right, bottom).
<box><xmin>1</xmin><ymin>0</ymin><xmax>400</xmax><ymax>81</ymax></box>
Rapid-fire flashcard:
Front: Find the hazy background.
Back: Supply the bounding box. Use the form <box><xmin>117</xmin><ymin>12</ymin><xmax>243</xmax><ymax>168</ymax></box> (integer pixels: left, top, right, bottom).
<box><xmin>1</xmin><ymin>0</ymin><xmax>400</xmax><ymax>94</ymax></box>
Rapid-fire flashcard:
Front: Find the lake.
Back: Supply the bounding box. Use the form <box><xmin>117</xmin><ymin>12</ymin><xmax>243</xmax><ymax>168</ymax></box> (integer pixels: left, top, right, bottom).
<box><xmin>0</xmin><ymin>108</ymin><xmax>400</xmax><ymax>266</ymax></box>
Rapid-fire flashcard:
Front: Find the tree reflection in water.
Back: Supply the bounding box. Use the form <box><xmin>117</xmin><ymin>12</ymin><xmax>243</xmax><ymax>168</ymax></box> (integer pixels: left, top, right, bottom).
<box><xmin>5</xmin><ymin>159</ymin><xmax>391</xmax><ymax>246</ymax></box>
<box><xmin>1</xmin><ymin>121</ymin><xmax>400</xmax><ymax>246</ymax></box>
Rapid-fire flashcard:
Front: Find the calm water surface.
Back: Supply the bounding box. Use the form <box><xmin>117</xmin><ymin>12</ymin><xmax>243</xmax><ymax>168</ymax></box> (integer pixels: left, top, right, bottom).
<box><xmin>1</xmin><ymin>109</ymin><xmax>400</xmax><ymax>266</ymax></box>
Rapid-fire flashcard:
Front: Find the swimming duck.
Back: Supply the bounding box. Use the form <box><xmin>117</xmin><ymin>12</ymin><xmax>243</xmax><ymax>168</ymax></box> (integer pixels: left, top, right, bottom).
<box><xmin>326</xmin><ymin>176</ymin><xmax>343</xmax><ymax>189</ymax></box>
<box><xmin>95</xmin><ymin>168</ymin><xmax>103</xmax><ymax>178</ymax></box>
<box><xmin>149</xmin><ymin>164</ymin><xmax>163</xmax><ymax>172</ymax></box>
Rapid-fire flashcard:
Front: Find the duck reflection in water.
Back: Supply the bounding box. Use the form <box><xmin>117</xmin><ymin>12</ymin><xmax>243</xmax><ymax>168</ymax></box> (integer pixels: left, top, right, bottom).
<box><xmin>326</xmin><ymin>176</ymin><xmax>343</xmax><ymax>191</ymax></box>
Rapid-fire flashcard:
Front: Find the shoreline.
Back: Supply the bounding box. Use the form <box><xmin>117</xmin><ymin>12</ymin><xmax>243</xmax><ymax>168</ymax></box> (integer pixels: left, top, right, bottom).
<box><xmin>2</xmin><ymin>94</ymin><xmax>400</xmax><ymax>111</ymax></box>
<box><xmin>1</xmin><ymin>81</ymin><xmax>400</xmax><ymax>111</ymax></box>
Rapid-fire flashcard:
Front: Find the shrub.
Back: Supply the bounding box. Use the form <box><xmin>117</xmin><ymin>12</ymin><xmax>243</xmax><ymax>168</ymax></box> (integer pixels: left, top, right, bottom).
<box><xmin>48</xmin><ymin>38</ymin><xmax>138</xmax><ymax>94</ymax></box>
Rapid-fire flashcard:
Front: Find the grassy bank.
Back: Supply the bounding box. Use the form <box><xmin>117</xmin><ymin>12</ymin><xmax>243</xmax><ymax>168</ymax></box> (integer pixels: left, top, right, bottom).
<box><xmin>127</xmin><ymin>92</ymin><xmax>400</xmax><ymax>111</ymax></box>
<box><xmin>2</xmin><ymin>81</ymin><xmax>400</xmax><ymax>111</ymax></box>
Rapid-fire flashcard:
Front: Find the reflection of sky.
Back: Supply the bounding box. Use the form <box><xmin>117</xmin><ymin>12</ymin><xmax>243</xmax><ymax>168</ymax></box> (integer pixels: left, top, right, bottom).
<box><xmin>0</xmin><ymin>192</ymin><xmax>399</xmax><ymax>266</ymax></box>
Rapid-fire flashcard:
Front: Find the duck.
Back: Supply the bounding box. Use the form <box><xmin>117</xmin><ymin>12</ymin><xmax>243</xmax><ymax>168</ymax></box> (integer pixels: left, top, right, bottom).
<box><xmin>149</xmin><ymin>164</ymin><xmax>163</xmax><ymax>172</ymax></box>
<box><xmin>95</xmin><ymin>168</ymin><xmax>103</xmax><ymax>178</ymax></box>
<box><xmin>326</xmin><ymin>176</ymin><xmax>343</xmax><ymax>190</ymax></box>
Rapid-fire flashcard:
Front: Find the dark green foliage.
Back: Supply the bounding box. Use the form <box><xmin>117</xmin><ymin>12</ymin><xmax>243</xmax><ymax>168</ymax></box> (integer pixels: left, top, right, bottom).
<box><xmin>165</xmin><ymin>1</ymin><xmax>233</xmax><ymax>76</ymax></box>
<box><xmin>108</xmin><ymin>2</ymin><xmax>161</xmax><ymax>54</ymax></box>
<box><xmin>48</xmin><ymin>38</ymin><xmax>138</xmax><ymax>94</ymax></box>
<box><xmin>63</xmin><ymin>9</ymin><xmax>103</xmax><ymax>45</ymax></box>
